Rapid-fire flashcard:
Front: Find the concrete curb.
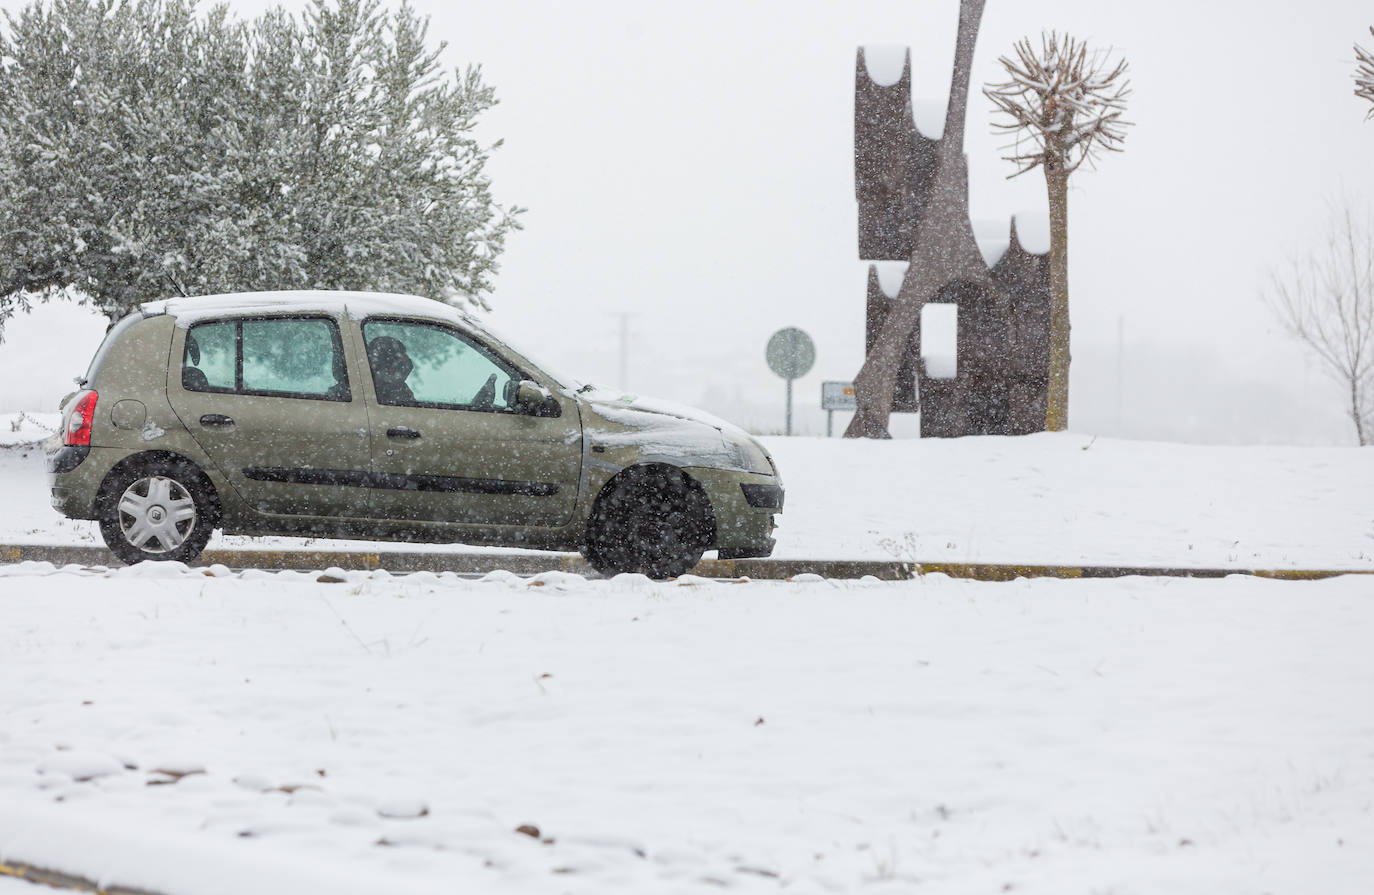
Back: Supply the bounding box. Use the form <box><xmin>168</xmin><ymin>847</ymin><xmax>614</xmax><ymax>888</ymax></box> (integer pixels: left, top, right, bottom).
<box><xmin>0</xmin><ymin>543</ymin><xmax>1369</xmax><ymax>581</ymax></box>
<box><xmin>905</xmin><ymin>562</ymin><xmax>1374</xmax><ymax>582</ymax></box>
<box><xmin>0</xmin><ymin>859</ymin><xmax>163</xmax><ymax>895</ymax></box>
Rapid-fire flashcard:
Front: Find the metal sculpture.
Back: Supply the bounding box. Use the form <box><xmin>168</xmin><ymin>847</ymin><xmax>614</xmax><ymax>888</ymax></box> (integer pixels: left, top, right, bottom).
<box><xmin>848</xmin><ymin>0</ymin><xmax>1052</xmax><ymax>438</ymax></box>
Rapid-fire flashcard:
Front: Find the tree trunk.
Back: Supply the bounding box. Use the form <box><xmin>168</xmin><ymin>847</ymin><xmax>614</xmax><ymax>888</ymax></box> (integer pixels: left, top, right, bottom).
<box><xmin>1353</xmin><ymin>375</ymin><xmax>1368</xmax><ymax>446</ymax></box>
<box><xmin>1044</xmin><ymin>153</ymin><xmax>1070</xmax><ymax>431</ymax></box>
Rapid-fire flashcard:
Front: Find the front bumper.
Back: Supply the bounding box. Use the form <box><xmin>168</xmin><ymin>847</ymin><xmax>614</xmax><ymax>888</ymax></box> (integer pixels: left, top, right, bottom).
<box><xmin>685</xmin><ymin>467</ymin><xmax>781</xmax><ymax>560</ymax></box>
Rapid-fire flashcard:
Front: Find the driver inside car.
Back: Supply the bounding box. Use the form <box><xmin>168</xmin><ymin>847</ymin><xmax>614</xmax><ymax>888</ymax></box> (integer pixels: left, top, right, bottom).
<box><xmin>367</xmin><ymin>336</ymin><xmax>416</xmax><ymax>405</ymax></box>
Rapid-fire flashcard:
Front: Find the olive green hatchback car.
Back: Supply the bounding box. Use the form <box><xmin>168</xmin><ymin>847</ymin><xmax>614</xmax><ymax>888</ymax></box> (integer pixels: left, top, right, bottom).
<box><xmin>47</xmin><ymin>291</ymin><xmax>783</xmax><ymax>577</ymax></box>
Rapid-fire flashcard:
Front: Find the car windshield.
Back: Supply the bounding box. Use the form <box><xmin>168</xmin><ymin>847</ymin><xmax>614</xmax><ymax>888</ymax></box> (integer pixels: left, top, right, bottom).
<box><xmin>461</xmin><ymin>316</ymin><xmax>582</xmax><ymax>392</ymax></box>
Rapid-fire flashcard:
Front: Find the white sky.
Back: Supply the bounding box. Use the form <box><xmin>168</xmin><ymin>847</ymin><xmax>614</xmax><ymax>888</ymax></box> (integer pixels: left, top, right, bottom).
<box><xmin>2</xmin><ymin>0</ymin><xmax>1371</xmax><ymax>443</ymax></box>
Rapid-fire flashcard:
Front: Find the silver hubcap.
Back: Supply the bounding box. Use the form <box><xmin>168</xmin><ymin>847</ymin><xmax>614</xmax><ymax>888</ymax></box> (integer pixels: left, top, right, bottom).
<box><xmin>117</xmin><ymin>476</ymin><xmax>197</xmax><ymax>553</ymax></box>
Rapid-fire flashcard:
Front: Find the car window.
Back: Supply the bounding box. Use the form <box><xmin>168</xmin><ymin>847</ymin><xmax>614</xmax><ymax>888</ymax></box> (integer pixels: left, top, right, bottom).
<box><xmin>463</xmin><ymin>317</ymin><xmax>580</xmax><ymax>391</ymax></box>
<box><xmin>242</xmin><ymin>319</ymin><xmax>346</xmax><ymax>397</ymax></box>
<box><xmin>184</xmin><ymin>321</ymin><xmax>236</xmax><ymax>390</ymax></box>
<box><xmin>363</xmin><ymin>319</ymin><xmax>516</xmax><ymax>411</ymax></box>
<box><xmin>183</xmin><ymin>317</ymin><xmax>350</xmax><ymax>401</ymax></box>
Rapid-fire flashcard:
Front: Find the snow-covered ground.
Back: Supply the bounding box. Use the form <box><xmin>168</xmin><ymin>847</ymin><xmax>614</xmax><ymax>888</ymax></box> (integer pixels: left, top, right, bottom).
<box><xmin>1</xmin><ymin>564</ymin><xmax>1371</xmax><ymax>894</ymax></box>
<box><xmin>4</xmin><ymin>415</ymin><xmax>1372</xmax><ymax>892</ymax></box>
<box><xmin>765</xmin><ymin>434</ymin><xmax>1373</xmax><ymax>569</ymax></box>
<box><xmin>3</xmin><ymin>413</ymin><xmax>1370</xmax><ymax>569</ymax></box>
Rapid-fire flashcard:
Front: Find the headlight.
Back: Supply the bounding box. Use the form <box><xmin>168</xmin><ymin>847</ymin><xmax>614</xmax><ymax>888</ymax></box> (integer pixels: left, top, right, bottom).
<box><xmin>725</xmin><ymin>436</ymin><xmax>775</xmax><ymax>475</ymax></box>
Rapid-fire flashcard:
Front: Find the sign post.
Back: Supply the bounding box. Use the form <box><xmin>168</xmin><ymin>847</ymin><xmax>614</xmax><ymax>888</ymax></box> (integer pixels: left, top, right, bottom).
<box><xmin>820</xmin><ymin>381</ymin><xmax>857</xmax><ymax>437</ymax></box>
<box><xmin>766</xmin><ymin>328</ymin><xmax>815</xmax><ymax>436</ymax></box>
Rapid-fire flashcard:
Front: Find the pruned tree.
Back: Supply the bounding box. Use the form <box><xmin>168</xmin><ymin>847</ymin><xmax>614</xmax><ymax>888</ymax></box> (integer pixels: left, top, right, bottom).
<box><xmin>1355</xmin><ymin>27</ymin><xmax>1374</xmax><ymax>118</ymax></box>
<box><xmin>0</xmin><ymin>0</ymin><xmax>521</xmax><ymax>329</ymax></box>
<box><xmin>984</xmin><ymin>31</ymin><xmax>1131</xmax><ymax>431</ymax></box>
<box><xmin>1265</xmin><ymin>204</ymin><xmax>1374</xmax><ymax>446</ymax></box>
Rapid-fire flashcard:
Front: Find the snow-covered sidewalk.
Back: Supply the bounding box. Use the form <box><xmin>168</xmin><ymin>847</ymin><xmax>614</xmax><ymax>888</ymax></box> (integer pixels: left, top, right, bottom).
<box><xmin>1</xmin><ymin>563</ymin><xmax>1372</xmax><ymax>894</ymax></box>
<box><xmin>2</xmin><ymin>417</ymin><xmax>1371</xmax><ymax>570</ymax></box>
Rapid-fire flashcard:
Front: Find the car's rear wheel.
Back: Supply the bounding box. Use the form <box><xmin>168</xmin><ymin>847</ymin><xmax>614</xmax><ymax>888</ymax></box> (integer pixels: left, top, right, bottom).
<box><xmin>583</xmin><ymin>465</ymin><xmax>712</xmax><ymax>579</ymax></box>
<box><xmin>99</xmin><ymin>460</ymin><xmax>215</xmax><ymax>566</ymax></box>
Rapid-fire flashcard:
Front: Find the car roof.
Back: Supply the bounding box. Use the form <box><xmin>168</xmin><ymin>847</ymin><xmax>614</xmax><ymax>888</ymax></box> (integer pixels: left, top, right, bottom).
<box><xmin>140</xmin><ymin>289</ymin><xmax>582</xmax><ymax>390</ymax></box>
<box><xmin>142</xmin><ymin>290</ymin><xmax>479</xmax><ymax>329</ymax></box>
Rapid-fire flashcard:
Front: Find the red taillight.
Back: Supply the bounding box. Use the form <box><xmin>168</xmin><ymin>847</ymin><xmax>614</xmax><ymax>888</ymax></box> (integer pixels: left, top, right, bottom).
<box><xmin>64</xmin><ymin>390</ymin><xmax>98</xmax><ymax>446</ymax></box>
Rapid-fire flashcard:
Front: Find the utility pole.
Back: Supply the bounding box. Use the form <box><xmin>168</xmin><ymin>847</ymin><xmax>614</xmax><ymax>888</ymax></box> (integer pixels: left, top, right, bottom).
<box><xmin>1116</xmin><ymin>315</ymin><xmax>1124</xmax><ymax>431</ymax></box>
<box><xmin>615</xmin><ymin>312</ymin><xmax>633</xmax><ymax>389</ymax></box>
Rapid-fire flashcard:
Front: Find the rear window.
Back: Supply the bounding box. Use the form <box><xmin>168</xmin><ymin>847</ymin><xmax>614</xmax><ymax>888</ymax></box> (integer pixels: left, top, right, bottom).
<box><xmin>181</xmin><ymin>316</ymin><xmax>351</xmax><ymax>401</ymax></box>
<box><xmin>83</xmin><ymin>312</ymin><xmax>145</xmax><ymax>386</ymax></box>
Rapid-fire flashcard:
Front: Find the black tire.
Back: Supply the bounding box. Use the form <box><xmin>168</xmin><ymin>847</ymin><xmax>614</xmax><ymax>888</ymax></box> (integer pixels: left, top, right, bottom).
<box><xmin>98</xmin><ymin>459</ymin><xmax>216</xmax><ymax>566</ymax></box>
<box><xmin>583</xmin><ymin>465</ymin><xmax>712</xmax><ymax>579</ymax></box>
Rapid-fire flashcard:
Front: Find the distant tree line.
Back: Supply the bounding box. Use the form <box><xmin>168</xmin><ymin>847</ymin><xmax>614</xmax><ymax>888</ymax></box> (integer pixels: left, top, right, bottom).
<box><xmin>1261</xmin><ymin>28</ymin><xmax>1374</xmax><ymax>446</ymax></box>
<box><xmin>0</xmin><ymin>0</ymin><xmax>522</xmax><ymax>330</ymax></box>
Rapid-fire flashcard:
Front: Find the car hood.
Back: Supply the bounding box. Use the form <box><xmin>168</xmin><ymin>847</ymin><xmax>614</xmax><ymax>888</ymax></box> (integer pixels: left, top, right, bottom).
<box><xmin>575</xmin><ymin>386</ymin><xmax>762</xmax><ymax>469</ymax></box>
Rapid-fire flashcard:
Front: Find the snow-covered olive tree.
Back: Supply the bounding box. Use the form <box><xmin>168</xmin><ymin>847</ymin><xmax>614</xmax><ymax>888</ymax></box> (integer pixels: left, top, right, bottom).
<box><xmin>984</xmin><ymin>32</ymin><xmax>1131</xmax><ymax>431</ymax></box>
<box><xmin>1356</xmin><ymin>27</ymin><xmax>1374</xmax><ymax>118</ymax></box>
<box><xmin>1265</xmin><ymin>204</ymin><xmax>1374</xmax><ymax>446</ymax></box>
<box><xmin>0</xmin><ymin>0</ymin><xmax>521</xmax><ymax>329</ymax></box>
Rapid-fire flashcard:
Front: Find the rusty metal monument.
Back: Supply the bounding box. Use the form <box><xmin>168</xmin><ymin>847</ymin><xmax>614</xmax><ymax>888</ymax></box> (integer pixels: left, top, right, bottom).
<box><xmin>847</xmin><ymin>0</ymin><xmax>1052</xmax><ymax>438</ymax></box>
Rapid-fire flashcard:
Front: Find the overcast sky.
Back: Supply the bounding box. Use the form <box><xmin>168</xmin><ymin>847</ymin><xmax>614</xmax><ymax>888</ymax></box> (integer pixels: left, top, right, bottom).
<box><xmin>2</xmin><ymin>0</ymin><xmax>1371</xmax><ymax>443</ymax></box>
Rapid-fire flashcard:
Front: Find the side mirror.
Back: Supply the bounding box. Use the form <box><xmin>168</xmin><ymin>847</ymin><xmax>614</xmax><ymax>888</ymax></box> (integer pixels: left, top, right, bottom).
<box><xmin>515</xmin><ymin>380</ymin><xmax>548</xmax><ymax>408</ymax></box>
<box><xmin>514</xmin><ymin>380</ymin><xmax>560</xmax><ymax>417</ymax></box>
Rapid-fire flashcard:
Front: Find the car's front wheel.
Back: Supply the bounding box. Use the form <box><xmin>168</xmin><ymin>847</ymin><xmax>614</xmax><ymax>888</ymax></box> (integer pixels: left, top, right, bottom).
<box><xmin>583</xmin><ymin>465</ymin><xmax>713</xmax><ymax>579</ymax></box>
<box><xmin>98</xmin><ymin>459</ymin><xmax>216</xmax><ymax>566</ymax></box>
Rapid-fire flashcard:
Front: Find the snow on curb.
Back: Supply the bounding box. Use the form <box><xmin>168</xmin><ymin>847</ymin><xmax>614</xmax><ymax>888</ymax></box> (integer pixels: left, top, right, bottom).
<box><xmin>1</xmin><ymin>857</ymin><xmax>165</xmax><ymax>895</ymax></box>
<box><xmin>0</xmin><ymin>797</ymin><xmax>435</xmax><ymax>895</ymax></box>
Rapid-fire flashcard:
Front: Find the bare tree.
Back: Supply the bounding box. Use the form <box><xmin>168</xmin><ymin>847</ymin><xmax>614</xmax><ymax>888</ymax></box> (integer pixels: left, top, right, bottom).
<box><xmin>1356</xmin><ymin>27</ymin><xmax>1374</xmax><ymax>118</ymax></box>
<box><xmin>1266</xmin><ymin>204</ymin><xmax>1374</xmax><ymax>446</ymax></box>
<box><xmin>984</xmin><ymin>32</ymin><xmax>1131</xmax><ymax>431</ymax></box>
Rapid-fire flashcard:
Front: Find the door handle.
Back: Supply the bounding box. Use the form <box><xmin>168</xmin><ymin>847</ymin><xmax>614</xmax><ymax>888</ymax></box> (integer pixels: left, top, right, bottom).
<box><xmin>199</xmin><ymin>414</ymin><xmax>235</xmax><ymax>428</ymax></box>
<box><xmin>386</xmin><ymin>426</ymin><xmax>422</xmax><ymax>440</ymax></box>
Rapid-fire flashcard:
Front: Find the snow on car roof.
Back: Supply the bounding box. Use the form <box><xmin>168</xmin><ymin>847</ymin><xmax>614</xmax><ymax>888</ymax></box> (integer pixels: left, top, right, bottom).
<box><xmin>143</xmin><ymin>290</ymin><xmax>582</xmax><ymax>390</ymax></box>
<box><xmin>142</xmin><ymin>290</ymin><xmax>480</xmax><ymax>328</ymax></box>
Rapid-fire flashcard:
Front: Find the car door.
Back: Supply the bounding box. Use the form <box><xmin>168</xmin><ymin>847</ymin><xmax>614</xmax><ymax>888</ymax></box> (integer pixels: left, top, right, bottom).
<box><xmin>168</xmin><ymin>314</ymin><xmax>375</xmax><ymax>518</ymax></box>
<box><xmin>356</xmin><ymin>316</ymin><xmax>582</xmax><ymax>528</ymax></box>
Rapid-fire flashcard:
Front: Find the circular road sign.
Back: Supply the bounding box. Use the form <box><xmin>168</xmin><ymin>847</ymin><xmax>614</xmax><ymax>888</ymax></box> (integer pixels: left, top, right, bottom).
<box><xmin>766</xmin><ymin>327</ymin><xmax>815</xmax><ymax>380</ymax></box>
